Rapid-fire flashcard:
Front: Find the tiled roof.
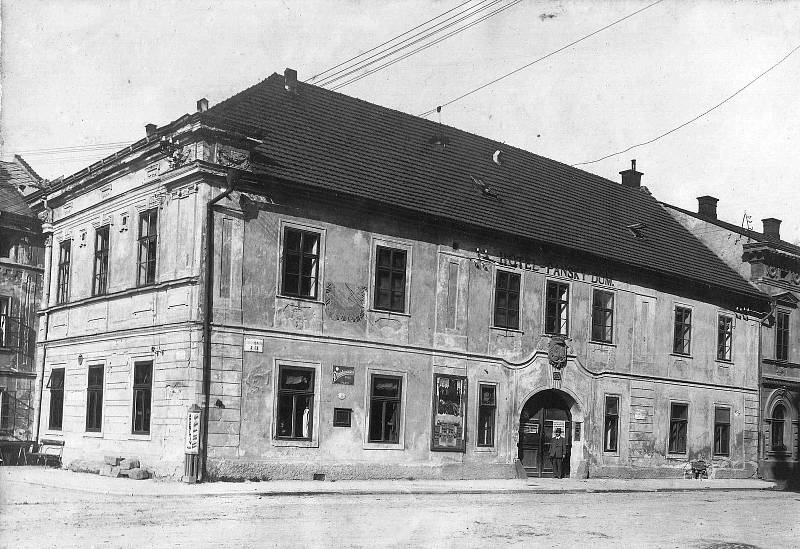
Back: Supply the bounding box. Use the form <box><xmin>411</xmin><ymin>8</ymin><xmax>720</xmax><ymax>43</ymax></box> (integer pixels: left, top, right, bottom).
<box><xmin>200</xmin><ymin>73</ymin><xmax>762</xmax><ymax>299</ymax></box>
<box><xmin>0</xmin><ymin>156</ymin><xmax>39</xmax><ymax>217</ymax></box>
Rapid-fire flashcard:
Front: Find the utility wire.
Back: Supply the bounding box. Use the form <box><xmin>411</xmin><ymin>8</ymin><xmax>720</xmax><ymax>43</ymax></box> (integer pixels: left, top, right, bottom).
<box><xmin>311</xmin><ymin>0</ymin><xmax>494</xmax><ymax>85</ymax></box>
<box><xmin>573</xmin><ymin>42</ymin><xmax>800</xmax><ymax>166</ymax></box>
<box><xmin>418</xmin><ymin>0</ymin><xmax>665</xmax><ymax>117</ymax></box>
<box><xmin>6</xmin><ymin>141</ymin><xmax>133</xmax><ymax>156</ymax></box>
<box><xmin>331</xmin><ymin>0</ymin><xmax>523</xmax><ymax>91</ymax></box>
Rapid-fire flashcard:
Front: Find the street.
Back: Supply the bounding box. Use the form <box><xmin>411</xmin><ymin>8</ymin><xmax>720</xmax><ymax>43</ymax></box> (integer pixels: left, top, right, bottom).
<box><xmin>1</xmin><ymin>479</ymin><xmax>797</xmax><ymax>548</ymax></box>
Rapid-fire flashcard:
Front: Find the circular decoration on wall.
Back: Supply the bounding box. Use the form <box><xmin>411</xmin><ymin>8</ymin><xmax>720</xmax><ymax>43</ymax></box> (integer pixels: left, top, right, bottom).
<box><xmin>767</xmin><ymin>266</ymin><xmax>780</xmax><ymax>278</ymax></box>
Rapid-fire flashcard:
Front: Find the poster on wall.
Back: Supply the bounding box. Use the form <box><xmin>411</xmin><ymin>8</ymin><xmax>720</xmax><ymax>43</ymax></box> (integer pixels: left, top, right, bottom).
<box><xmin>431</xmin><ymin>373</ymin><xmax>467</xmax><ymax>452</ymax></box>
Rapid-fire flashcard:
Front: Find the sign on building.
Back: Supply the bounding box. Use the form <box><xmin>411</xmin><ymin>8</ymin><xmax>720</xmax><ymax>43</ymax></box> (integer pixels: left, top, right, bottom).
<box><xmin>431</xmin><ymin>374</ymin><xmax>467</xmax><ymax>452</ymax></box>
<box><xmin>185</xmin><ymin>408</ymin><xmax>201</xmax><ymax>455</ymax></box>
<box><xmin>244</xmin><ymin>337</ymin><xmax>263</xmax><ymax>353</ymax></box>
<box><xmin>332</xmin><ymin>365</ymin><xmax>355</xmax><ymax>385</ymax></box>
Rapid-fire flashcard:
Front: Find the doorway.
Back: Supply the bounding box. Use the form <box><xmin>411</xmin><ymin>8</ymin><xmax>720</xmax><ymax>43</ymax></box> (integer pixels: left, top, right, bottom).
<box><xmin>518</xmin><ymin>390</ymin><xmax>572</xmax><ymax>478</ymax></box>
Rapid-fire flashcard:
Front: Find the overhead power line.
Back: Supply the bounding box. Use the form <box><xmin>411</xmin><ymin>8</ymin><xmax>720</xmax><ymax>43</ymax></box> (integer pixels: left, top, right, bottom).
<box><xmin>572</xmin><ymin>42</ymin><xmax>800</xmax><ymax>166</ymax></box>
<box><xmin>418</xmin><ymin>0</ymin><xmax>665</xmax><ymax>117</ymax></box>
<box><xmin>330</xmin><ymin>0</ymin><xmax>524</xmax><ymax>91</ymax></box>
<box><xmin>309</xmin><ymin>0</ymin><xmax>490</xmax><ymax>83</ymax></box>
<box><xmin>6</xmin><ymin>140</ymin><xmax>133</xmax><ymax>156</ymax></box>
<box><xmin>316</xmin><ymin>0</ymin><xmax>506</xmax><ymax>88</ymax></box>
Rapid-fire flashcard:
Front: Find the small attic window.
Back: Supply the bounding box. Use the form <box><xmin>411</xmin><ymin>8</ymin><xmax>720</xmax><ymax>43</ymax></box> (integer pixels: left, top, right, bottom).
<box><xmin>626</xmin><ymin>223</ymin><xmax>647</xmax><ymax>239</ymax></box>
<box><xmin>493</xmin><ymin>150</ymin><xmax>504</xmax><ymax>165</ymax></box>
<box><xmin>428</xmin><ymin>135</ymin><xmax>450</xmax><ymax>147</ymax></box>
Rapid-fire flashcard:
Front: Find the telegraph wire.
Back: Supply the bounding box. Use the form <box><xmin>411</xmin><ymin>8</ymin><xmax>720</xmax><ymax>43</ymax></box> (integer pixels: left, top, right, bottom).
<box><xmin>572</xmin><ymin>42</ymin><xmax>800</xmax><ymax>166</ymax></box>
<box><xmin>418</xmin><ymin>0</ymin><xmax>665</xmax><ymax>117</ymax></box>
<box><xmin>5</xmin><ymin>141</ymin><xmax>133</xmax><ymax>156</ymax></box>
<box><xmin>330</xmin><ymin>0</ymin><xmax>524</xmax><ymax>91</ymax></box>
<box><xmin>309</xmin><ymin>0</ymin><xmax>491</xmax><ymax>83</ymax></box>
<box><xmin>318</xmin><ymin>0</ymin><xmax>512</xmax><ymax>88</ymax></box>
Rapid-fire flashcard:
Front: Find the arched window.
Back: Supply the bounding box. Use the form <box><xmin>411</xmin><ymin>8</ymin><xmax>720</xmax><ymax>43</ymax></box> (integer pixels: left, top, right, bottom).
<box><xmin>771</xmin><ymin>404</ymin><xmax>786</xmax><ymax>452</ymax></box>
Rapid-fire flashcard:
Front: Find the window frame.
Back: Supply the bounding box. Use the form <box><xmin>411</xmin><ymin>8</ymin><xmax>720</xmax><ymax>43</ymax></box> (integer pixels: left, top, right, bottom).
<box><xmin>713</xmin><ymin>405</ymin><xmax>731</xmax><ymax>457</ymax></box>
<box><xmin>476</xmin><ymin>383</ymin><xmax>497</xmax><ymax>449</ymax></box>
<box><xmin>131</xmin><ymin>361</ymin><xmax>153</xmax><ymax>435</ymax></box>
<box><xmin>0</xmin><ymin>296</ymin><xmax>9</xmax><ymax>348</ymax></box>
<box><xmin>493</xmin><ymin>269</ymin><xmax>521</xmax><ymax>330</ymax></box>
<box><xmin>92</xmin><ymin>225</ymin><xmax>111</xmax><ymax>296</ymax></box>
<box><xmin>769</xmin><ymin>402</ymin><xmax>788</xmax><ymax>453</ymax></box>
<box><xmin>47</xmin><ymin>367</ymin><xmax>65</xmax><ymax>432</ymax></box>
<box><xmin>668</xmin><ymin>402</ymin><xmax>689</xmax><ymax>455</ymax></box>
<box><xmin>591</xmin><ymin>289</ymin><xmax>615</xmax><ymax>344</ymax></box>
<box><xmin>776</xmin><ymin>310</ymin><xmax>790</xmax><ymax>362</ymax></box>
<box><xmin>85</xmin><ymin>364</ymin><xmax>105</xmax><ymax>433</ymax></box>
<box><xmin>368</xmin><ymin>236</ymin><xmax>413</xmax><ymax>316</ymax></box>
<box><xmin>271</xmin><ymin>359</ymin><xmax>321</xmax><ymax>448</ymax></box>
<box><xmin>136</xmin><ymin>209</ymin><xmax>158</xmax><ymax>287</ymax></box>
<box><xmin>603</xmin><ymin>394</ymin><xmax>620</xmax><ymax>453</ymax></box>
<box><xmin>373</xmin><ymin>245</ymin><xmax>408</xmax><ymax>313</ymax></box>
<box><xmin>716</xmin><ymin>314</ymin><xmax>734</xmax><ymax>362</ymax></box>
<box><xmin>363</xmin><ymin>369</ymin><xmax>407</xmax><ymax>450</ymax></box>
<box><xmin>672</xmin><ymin>305</ymin><xmax>692</xmax><ymax>356</ymax></box>
<box><xmin>544</xmin><ymin>280</ymin><xmax>570</xmax><ymax>335</ymax></box>
<box><xmin>56</xmin><ymin>239</ymin><xmax>72</xmax><ymax>304</ymax></box>
<box><xmin>279</xmin><ymin>224</ymin><xmax>324</xmax><ymax>301</ymax></box>
<box><xmin>275</xmin><ymin>365</ymin><xmax>316</xmax><ymax>441</ymax></box>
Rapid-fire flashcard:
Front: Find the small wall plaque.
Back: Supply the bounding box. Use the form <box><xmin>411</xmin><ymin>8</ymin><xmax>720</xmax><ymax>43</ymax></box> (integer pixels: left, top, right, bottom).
<box><xmin>244</xmin><ymin>337</ymin><xmax>263</xmax><ymax>353</ymax></box>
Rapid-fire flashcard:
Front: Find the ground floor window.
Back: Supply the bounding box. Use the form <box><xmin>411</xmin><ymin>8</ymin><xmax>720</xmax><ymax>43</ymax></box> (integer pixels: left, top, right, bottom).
<box><xmin>276</xmin><ymin>366</ymin><xmax>315</xmax><ymax>439</ymax></box>
<box><xmin>132</xmin><ymin>361</ymin><xmax>152</xmax><ymax>435</ymax></box>
<box><xmin>713</xmin><ymin>407</ymin><xmax>730</xmax><ymax>456</ymax></box>
<box><xmin>477</xmin><ymin>384</ymin><xmax>496</xmax><ymax>447</ymax></box>
<box><xmin>85</xmin><ymin>365</ymin><xmax>104</xmax><ymax>432</ymax></box>
<box><xmin>669</xmin><ymin>403</ymin><xmax>688</xmax><ymax>454</ymax></box>
<box><xmin>604</xmin><ymin>396</ymin><xmax>619</xmax><ymax>452</ymax></box>
<box><xmin>770</xmin><ymin>404</ymin><xmax>786</xmax><ymax>452</ymax></box>
<box><xmin>0</xmin><ymin>389</ymin><xmax>15</xmax><ymax>431</ymax></box>
<box><xmin>368</xmin><ymin>374</ymin><xmax>402</xmax><ymax>444</ymax></box>
<box><xmin>48</xmin><ymin>368</ymin><xmax>65</xmax><ymax>431</ymax></box>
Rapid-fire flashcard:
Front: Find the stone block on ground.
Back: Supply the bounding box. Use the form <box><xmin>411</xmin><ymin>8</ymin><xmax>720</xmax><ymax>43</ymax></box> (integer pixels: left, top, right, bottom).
<box><xmin>99</xmin><ymin>465</ymin><xmax>120</xmax><ymax>478</ymax></box>
<box><xmin>119</xmin><ymin>458</ymin><xmax>140</xmax><ymax>470</ymax></box>
<box><xmin>127</xmin><ymin>468</ymin><xmax>149</xmax><ymax>480</ymax></box>
<box><xmin>104</xmin><ymin>456</ymin><xmax>121</xmax><ymax>466</ymax></box>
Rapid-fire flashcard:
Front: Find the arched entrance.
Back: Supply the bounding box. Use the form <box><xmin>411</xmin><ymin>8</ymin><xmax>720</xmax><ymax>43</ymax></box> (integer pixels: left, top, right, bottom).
<box><xmin>518</xmin><ymin>389</ymin><xmax>573</xmax><ymax>477</ymax></box>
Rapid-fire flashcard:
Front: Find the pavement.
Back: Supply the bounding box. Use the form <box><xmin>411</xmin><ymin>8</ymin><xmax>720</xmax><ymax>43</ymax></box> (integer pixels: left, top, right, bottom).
<box><xmin>0</xmin><ymin>466</ymin><xmax>777</xmax><ymax>497</ymax></box>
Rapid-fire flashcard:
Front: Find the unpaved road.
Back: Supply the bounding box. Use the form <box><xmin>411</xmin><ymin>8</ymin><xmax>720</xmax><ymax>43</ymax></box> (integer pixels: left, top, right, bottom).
<box><xmin>1</xmin><ymin>481</ymin><xmax>797</xmax><ymax>548</ymax></box>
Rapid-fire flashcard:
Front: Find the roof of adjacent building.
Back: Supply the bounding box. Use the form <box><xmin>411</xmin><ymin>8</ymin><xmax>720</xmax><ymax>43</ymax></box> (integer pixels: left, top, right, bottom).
<box><xmin>0</xmin><ymin>155</ymin><xmax>40</xmax><ymax>217</ymax></box>
<box><xmin>197</xmin><ymin>72</ymin><xmax>766</xmax><ymax>298</ymax></box>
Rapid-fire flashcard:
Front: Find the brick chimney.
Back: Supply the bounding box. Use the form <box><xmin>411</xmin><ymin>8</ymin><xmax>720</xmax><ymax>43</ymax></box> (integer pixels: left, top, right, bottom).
<box><xmin>620</xmin><ymin>159</ymin><xmax>643</xmax><ymax>188</ymax></box>
<box><xmin>762</xmin><ymin>218</ymin><xmax>782</xmax><ymax>241</ymax></box>
<box><xmin>284</xmin><ymin>68</ymin><xmax>298</xmax><ymax>94</ymax></box>
<box><xmin>145</xmin><ymin>123</ymin><xmax>157</xmax><ymax>137</ymax></box>
<box><xmin>196</xmin><ymin>98</ymin><xmax>209</xmax><ymax>113</ymax></box>
<box><xmin>697</xmin><ymin>196</ymin><xmax>718</xmax><ymax>219</ymax></box>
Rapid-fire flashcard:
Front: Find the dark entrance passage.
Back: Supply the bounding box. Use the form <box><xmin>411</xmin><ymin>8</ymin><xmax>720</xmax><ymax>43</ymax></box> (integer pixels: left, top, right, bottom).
<box><xmin>518</xmin><ymin>390</ymin><xmax>572</xmax><ymax>478</ymax></box>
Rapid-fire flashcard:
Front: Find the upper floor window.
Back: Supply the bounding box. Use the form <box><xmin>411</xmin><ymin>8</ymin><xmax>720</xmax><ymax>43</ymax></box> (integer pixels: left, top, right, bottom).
<box><xmin>776</xmin><ymin>311</ymin><xmax>790</xmax><ymax>362</ymax></box>
<box><xmin>281</xmin><ymin>227</ymin><xmax>320</xmax><ymax>299</ymax></box>
<box><xmin>717</xmin><ymin>315</ymin><xmax>733</xmax><ymax>361</ymax></box>
<box><xmin>494</xmin><ymin>271</ymin><xmax>520</xmax><ymax>330</ymax></box>
<box><xmin>137</xmin><ymin>210</ymin><xmax>158</xmax><ymax>286</ymax></box>
<box><xmin>0</xmin><ymin>234</ymin><xmax>12</xmax><ymax>258</ymax></box>
<box><xmin>545</xmin><ymin>281</ymin><xmax>569</xmax><ymax>335</ymax></box>
<box><xmin>672</xmin><ymin>306</ymin><xmax>692</xmax><ymax>355</ymax></box>
<box><xmin>93</xmin><ymin>226</ymin><xmax>110</xmax><ymax>296</ymax></box>
<box><xmin>56</xmin><ymin>240</ymin><xmax>71</xmax><ymax>304</ymax></box>
<box><xmin>276</xmin><ymin>366</ymin><xmax>315</xmax><ymax>439</ymax></box>
<box><xmin>0</xmin><ymin>297</ymin><xmax>8</xmax><ymax>347</ymax></box>
<box><xmin>591</xmin><ymin>290</ymin><xmax>614</xmax><ymax>343</ymax></box>
<box><xmin>374</xmin><ymin>246</ymin><xmax>407</xmax><ymax>313</ymax></box>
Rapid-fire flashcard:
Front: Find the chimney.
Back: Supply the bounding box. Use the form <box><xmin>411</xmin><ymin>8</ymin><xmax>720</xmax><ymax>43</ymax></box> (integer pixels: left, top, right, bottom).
<box><xmin>284</xmin><ymin>68</ymin><xmax>298</xmax><ymax>94</ymax></box>
<box><xmin>196</xmin><ymin>98</ymin><xmax>209</xmax><ymax>113</ymax></box>
<box><xmin>697</xmin><ymin>195</ymin><xmax>718</xmax><ymax>219</ymax></box>
<box><xmin>145</xmin><ymin>123</ymin><xmax>157</xmax><ymax>137</ymax></box>
<box><xmin>762</xmin><ymin>218</ymin><xmax>782</xmax><ymax>241</ymax></box>
<box><xmin>619</xmin><ymin>159</ymin><xmax>643</xmax><ymax>188</ymax></box>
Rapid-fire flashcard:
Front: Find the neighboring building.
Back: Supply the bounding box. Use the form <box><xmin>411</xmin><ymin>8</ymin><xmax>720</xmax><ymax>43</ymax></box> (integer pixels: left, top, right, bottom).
<box><xmin>30</xmin><ymin>70</ymin><xmax>768</xmax><ymax>480</ymax></box>
<box><xmin>666</xmin><ymin>198</ymin><xmax>800</xmax><ymax>485</ymax></box>
<box><xmin>0</xmin><ymin>155</ymin><xmax>45</xmax><ymax>443</ymax></box>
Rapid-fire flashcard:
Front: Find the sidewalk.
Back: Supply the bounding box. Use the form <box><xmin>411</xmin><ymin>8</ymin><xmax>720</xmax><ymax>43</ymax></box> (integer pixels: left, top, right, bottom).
<box><xmin>0</xmin><ymin>466</ymin><xmax>776</xmax><ymax>498</ymax></box>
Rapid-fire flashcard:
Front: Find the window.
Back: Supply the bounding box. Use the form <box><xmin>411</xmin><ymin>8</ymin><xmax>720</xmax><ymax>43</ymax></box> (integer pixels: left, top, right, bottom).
<box><xmin>92</xmin><ymin>226</ymin><xmax>110</xmax><ymax>296</ymax></box>
<box><xmin>604</xmin><ymin>396</ymin><xmax>619</xmax><ymax>452</ymax></box>
<box><xmin>0</xmin><ymin>389</ymin><xmax>15</xmax><ymax>431</ymax></box>
<box><xmin>281</xmin><ymin>227</ymin><xmax>320</xmax><ymax>299</ymax></box>
<box><xmin>276</xmin><ymin>366</ymin><xmax>315</xmax><ymax>439</ymax></box>
<box><xmin>132</xmin><ymin>361</ymin><xmax>152</xmax><ymax>435</ymax></box>
<box><xmin>668</xmin><ymin>403</ymin><xmax>688</xmax><ymax>454</ymax></box>
<box><xmin>673</xmin><ymin>306</ymin><xmax>692</xmax><ymax>355</ymax></box>
<box><xmin>545</xmin><ymin>281</ymin><xmax>569</xmax><ymax>335</ymax></box>
<box><xmin>0</xmin><ymin>297</ymin><xmax>8</xmax><ymax>347</ymax></box>
<box><xmin>771</xmin><ymin>404</ymin><xmax>786</xmax><ymax>452</ymax></box>
<box><xmin>713</xmin><ymin>407</ymin><xmax>730</xmax><ymax>456</ymax></box>
<box><xmin>85</xmin><ymin>365</ymin><xmax>104</xmax><ymax>432</ymax></box>
<box><xmin>591</xmin><ymin>290</ymin><xmax>614</xmax><ymax>343</ymax></box>
<box><xmin>137</xmin><ymin>209</ymin><xmax>158</xmax><ymax>286</ymax></box>
<box><xmin>494</xmin><ymin>271</ymin><xmax>520</xmax><ymax>330</ymax></box>
<box><xmin>333</xmin><ymin>408</ymin><xmax>352</xmax><ymax>427</ymax></box>
<box><xmin>368</xmin><ymin>374</ymin><xmax>402</xmax><ymax>444</ymax></box>
<box><xmin>717</xmin><ymin>315</ymin><xmax>733</xmax><ymax>361</ymax></box>
<box><xmin>477</xmin><ymin>384</ymin><xmax>496</xmax><ymax>447</ymax></box>
<box><xmin>776</xmin><ymin>311</ymin><xmax>790</xmax><ymax>362</ymax></box>
<box><xmin>374</xmin><ymin>246</ymin><xmax>407</xmax><ymax>312</ymax></box>
<box><xmin>0</xmin><ymin>235</ymin><xmax>12</xmax><ymax>258</ymax></box>
<box><xmin>56</xmin><ymin>240</ymin><xmax>71</xmax><ymax>304</ymax></box>
<box><xmin>48</xmin><ymin>368</ymin><xmax>65</xmax><ymax>431</ymax></box>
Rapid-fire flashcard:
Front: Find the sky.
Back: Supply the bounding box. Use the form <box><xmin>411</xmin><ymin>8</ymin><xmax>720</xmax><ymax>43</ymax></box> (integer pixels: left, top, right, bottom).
<box><xmin>2</xmin><ymin>0</ymin><xmax>799</xmax><ymax>243</ymax></box>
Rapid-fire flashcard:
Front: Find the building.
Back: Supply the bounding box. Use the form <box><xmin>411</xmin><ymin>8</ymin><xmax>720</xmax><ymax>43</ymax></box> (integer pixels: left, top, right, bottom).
<box><xmin>30</xmin><ymin>70</ymin><xmax>768</xmax><ymax>480</ymax></box>
<box><xmin>0</xmin><ymin>155</ymin><xmax>45</xmax><ymax>447</ymax></box>
<box><xmin>666</xmin><ymin>198</ymin><xmax>800</xmax><ymax>485</ymax></box>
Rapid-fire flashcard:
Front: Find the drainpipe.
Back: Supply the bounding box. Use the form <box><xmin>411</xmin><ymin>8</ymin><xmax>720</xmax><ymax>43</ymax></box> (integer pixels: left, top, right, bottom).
<box><xmin>200</xmin><ymin>168</ymin><xmax>239</xmax><ymax>481</ymax></box>
<box><xmin>32</xmin><ymin>195</ymin><xmax>52</xmax><ymax>444</ymax></box>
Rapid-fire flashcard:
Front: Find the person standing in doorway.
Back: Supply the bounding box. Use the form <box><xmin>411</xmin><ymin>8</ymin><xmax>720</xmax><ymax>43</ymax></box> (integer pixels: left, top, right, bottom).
<box><xmin>549</xmin><ymin>428</ymin><xmax>567</xmax><ymax>479</ymax></box>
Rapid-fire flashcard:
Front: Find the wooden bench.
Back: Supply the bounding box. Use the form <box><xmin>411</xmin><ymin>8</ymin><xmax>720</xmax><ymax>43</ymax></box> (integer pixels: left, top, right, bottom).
<box><xmin>27</xmin><ymin>439</ymin><xmax>64</xmax><ymax>467</ymax></box>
